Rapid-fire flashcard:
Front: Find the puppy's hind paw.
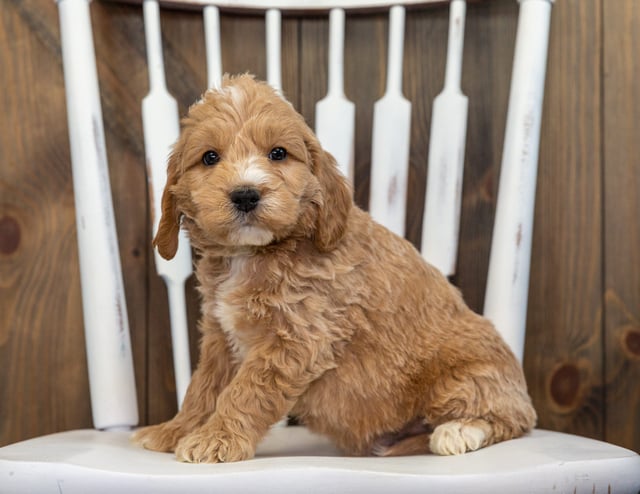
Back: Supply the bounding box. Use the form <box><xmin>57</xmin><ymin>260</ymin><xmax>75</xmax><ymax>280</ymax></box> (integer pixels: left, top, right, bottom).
<box><xmin>429</xmin><ymin>420</ymin><xmax>489</xmax><ymax>455</ymax></box>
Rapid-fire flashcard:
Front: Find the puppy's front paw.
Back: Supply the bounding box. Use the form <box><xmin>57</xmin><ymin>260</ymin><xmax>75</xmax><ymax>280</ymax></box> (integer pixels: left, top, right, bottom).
<box><xmin>132</xmin><ymin>421</ymin><xmax>186</xmax><ymax>453</ymax></box>
<box><xmin>429</xmin><ymin>420</ymin><xmax>488</xmax><ymax>455</ymax></box>
<box><xmin>175</xmin><ymin>428</ymin><xmax>255</xmax><ymax>463</ymax></box>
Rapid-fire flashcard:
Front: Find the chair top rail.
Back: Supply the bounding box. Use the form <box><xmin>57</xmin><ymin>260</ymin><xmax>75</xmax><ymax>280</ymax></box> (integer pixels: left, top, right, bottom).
<box><xmin>102</xmin><ymin>0</ymin><xmax>453</xmax><ymax>14</ymax></box>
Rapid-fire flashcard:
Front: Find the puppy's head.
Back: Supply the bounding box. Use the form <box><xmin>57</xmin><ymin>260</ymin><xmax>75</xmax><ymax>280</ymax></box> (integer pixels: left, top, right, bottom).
<box><xmin>154</xmin><ymin>74</ymin><xmax>352</xmax><ymax>258</ymax></box>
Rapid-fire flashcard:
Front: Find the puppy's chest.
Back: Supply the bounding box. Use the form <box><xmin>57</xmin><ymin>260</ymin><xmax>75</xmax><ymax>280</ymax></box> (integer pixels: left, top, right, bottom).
<box><xmin>211</xmin><ymin>257</ymin><xmax>261</xmax><ymax>362</ymax></box>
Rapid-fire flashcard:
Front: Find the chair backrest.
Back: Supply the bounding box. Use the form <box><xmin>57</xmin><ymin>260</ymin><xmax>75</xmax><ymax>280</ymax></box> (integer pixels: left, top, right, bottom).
<box><xmin>55</xmin><ymin>0</ymin><xmax>553</xmax><ymax>431</ymax></box>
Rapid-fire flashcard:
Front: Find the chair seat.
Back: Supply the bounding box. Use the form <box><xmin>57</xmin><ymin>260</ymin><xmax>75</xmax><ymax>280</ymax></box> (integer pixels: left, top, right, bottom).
<box><xmin>1</xmin><ymin>426</ymin><xmax>639</xmax><ymax>493</ymax></box>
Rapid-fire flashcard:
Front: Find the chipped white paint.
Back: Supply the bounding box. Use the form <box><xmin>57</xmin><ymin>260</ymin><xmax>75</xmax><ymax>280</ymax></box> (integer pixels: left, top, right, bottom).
<box><xmin>315</xmin><ymin>8</ymin><xmax>356</xmax><ymax>181</ymax></box>
<box><xmin>142</xmin><ymin>0</ymin><xmax>193</xmax><ymax>408</ymax></box>
<box><xmin>421</xmin><ymin>0</ymin><xmax>468</xmax><ymax>277</ymax></box>
<box><xmin>368</xmin><ymin>5</ymin><xmax>411</xmax><ymax>237</ymax></box>
<box><xmin>57</xmin><ymin>0</ymin><xmax>138</xmax><ymax>430</ymax></box>
<box><xmin>483</xmin><ymin>0</ymin><xmax>554</xmax><ymax>363</ymax></box>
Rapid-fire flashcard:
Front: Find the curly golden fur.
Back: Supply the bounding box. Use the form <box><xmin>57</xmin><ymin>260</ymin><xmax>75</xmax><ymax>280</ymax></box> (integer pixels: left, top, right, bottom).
<box><xmin>132</xmin><ymin>74</ymin><xmax>536</xmax><ymax>463</ymax></box>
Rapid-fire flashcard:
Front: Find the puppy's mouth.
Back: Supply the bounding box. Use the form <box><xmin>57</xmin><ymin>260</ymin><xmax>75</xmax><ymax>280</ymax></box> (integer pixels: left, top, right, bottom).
<box><xmin>228</xmin><ymin>223</ymin><xmax>274</xmax><ymax>247</ymax></box>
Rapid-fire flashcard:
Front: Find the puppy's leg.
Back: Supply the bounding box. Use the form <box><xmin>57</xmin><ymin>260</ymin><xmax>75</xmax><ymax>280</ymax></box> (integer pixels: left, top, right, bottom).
<box><xmin>175</xmin><ymin>342</ymin><xmax>331</xmax><ymax>463</ymax></box>
<box><xmin>425</xmin><ymin>364</ymin><xmax>536</xmax><ymax>455</ymax></box>
<box><xmin>371</xmin><ymin>418</ymin><xmax>433</xmax><ymax>456</ymax></box>
<box><xmin>372</xmin><ymin>433</ymin><xmax>432</xmax><ymax>457</ymax></box>
<box><xmin>132</xmin><ymin>326</ymin><xmax>237</xmax><ymax>452</ymax></box>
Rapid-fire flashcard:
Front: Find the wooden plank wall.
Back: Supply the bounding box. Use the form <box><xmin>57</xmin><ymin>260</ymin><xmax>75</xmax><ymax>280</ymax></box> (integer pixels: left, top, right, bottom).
<box><xmin>1</xmin><ymin>0</ymin><xmax>639</xmax><ymax>454</ymax></box>
<box><xmin>602</xmin><ymin>0</ymin><xmax>640</xmax><ymax>450</ymax></box>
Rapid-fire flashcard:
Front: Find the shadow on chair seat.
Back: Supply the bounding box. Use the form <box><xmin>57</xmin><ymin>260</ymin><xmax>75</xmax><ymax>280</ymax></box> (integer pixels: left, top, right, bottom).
<box><xmin>1</xmin><ymin>426</ymin><xmax>639</xmax><ymax>493</ymax></box>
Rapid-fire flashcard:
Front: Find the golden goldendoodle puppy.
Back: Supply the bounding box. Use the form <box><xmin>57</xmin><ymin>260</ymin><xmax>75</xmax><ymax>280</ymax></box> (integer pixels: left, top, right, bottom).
<box><xmin>133</xmin><ymin>74</ymin><xmax>536</xmax><ymax>463</ymax></box>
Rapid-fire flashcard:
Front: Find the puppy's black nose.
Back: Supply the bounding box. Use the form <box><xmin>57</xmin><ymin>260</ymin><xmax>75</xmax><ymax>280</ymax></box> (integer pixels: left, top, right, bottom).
<box><xmin>230</xmin><ymin>187</ymin><xmax>261</xmax><ymax>213</ymax></box>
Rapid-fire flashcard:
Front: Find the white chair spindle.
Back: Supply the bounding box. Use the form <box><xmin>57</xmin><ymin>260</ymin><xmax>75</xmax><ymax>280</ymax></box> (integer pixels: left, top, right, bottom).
<box><xmin>315</xmin><ymin>8</ymin><xmax>356</xmax><ymax>182</ymax></box>
<box><xmin>421</xmin><ymin>0</ymin><xmax>468</xmax><ymax>276</ymax></box>
<box><xmin>142</xmin><ymin>0</ymin><xmax>193</xmax><ymax>409</ymax></box>
<box><xmin>369</xmin><ymin>5</ymin><xmax>411</xmax><ymax>237</ymax></box>
<box><xmin>204</xmin><ymin>5</ymin><xmax>223</xmax><ymax>89</ymax></box>
<box><xmin>57</xmin><ymin>0</ymin><xmax>138</xmax><ymax>430</ymax></box>
<box><xmin>483</xmin><ymin>0</ymin><xmax>554</xmax><ymax>363</ymax></box>
<box><xmin>266</xmin><ymin>9</ymin><xmax>282</xmax><ymax>92</ymax></box>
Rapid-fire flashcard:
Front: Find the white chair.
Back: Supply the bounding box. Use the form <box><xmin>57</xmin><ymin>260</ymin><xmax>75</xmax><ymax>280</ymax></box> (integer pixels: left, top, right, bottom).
<box><xmin>1</xmin><ymin>0</ymin><xmax>639</xmax><ymax>492</ymax></box>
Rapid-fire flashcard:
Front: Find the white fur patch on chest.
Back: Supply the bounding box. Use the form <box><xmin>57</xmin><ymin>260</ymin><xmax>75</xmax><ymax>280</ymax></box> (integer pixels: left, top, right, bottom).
<box><xmin>213</xmin><ymin>257</ymin><xmax>251</xmax><ymax>363</ymax></box>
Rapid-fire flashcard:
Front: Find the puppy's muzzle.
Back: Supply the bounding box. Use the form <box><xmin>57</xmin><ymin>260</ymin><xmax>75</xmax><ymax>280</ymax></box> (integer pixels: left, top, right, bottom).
<box><xmin>230</xmin><ymin>187</ymin><xmax>261</xmax><ymax>213</ymax></box>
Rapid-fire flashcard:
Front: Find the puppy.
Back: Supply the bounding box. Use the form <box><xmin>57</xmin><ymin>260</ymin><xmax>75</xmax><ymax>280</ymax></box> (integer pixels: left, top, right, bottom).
<box><xmin>133</xmin><ymin>74</ymin><xmax>536</xmax><ymax>463</ymax></box>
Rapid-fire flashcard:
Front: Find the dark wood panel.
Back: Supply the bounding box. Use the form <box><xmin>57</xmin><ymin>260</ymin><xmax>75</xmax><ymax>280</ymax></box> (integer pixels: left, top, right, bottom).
<box><xmin>603</xmin><ymin>0</ymin><xmax>640</xmax><ymax>450</ymax></box>
<box><xmin>0</xmin><ymin>0</ymin><xmax>93</xmax><ymax>444</ymax></box>
<box><xmin>344</xmin><ymin>13</ymin><xmax>387</xmax><ymax>209</ymax></box>
<box><xmin>298</xmin><ymin>16</ymin><xmax>327</xmax><ymax>135</ymax></box>
<box><xmin>525</xmin><ymin>0</ymin><xmax>604</xmax><ymax>440</ymax></box>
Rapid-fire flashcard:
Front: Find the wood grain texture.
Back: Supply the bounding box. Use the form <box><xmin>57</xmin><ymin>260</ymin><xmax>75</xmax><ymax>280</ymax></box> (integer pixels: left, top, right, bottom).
<box><xmin>525</xmin><ymin>0</ymin><xmax>604</xmax><ymax>440</ymax></box>
<box><xmin>602</xmin><ymin>0</ymin><xmax>640</xmax><ymax>450</ymax></box>
<box><xmin>1</xmin><ymin>0</ymin><xmax>639</xmax><ymax>456</ymax></box>
<box><xmin>0</xmin><ymin>0</ymin><xmax>93</xmax><ymax>443</ymax></box>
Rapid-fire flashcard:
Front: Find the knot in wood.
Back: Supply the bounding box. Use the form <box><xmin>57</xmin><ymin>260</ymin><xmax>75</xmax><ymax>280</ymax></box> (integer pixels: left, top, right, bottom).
<box><xmin>0</xmin><ymin>215</ymin><xmax>21</xmax><ymax>255</ymax></box>
<box><xmin>622</xmin><ymin>327</ymin><xmax>640</xmax><ymax>359</ymax></box>
<box><xmin>549</xmin><ymin>362</ymin><xmax>581</xmax><ymax>410</ymax></box>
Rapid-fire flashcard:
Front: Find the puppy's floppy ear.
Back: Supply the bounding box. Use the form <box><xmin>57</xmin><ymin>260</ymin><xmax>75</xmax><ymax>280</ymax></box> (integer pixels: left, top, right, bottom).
<box><xmin>306</xmin><ymin>136</ymin><xmax>353</xmax><ymax>251</ymax></box>
<box><xmin>152</xmin><ymin>147</ymin><xmax>182</xmax><ymax>260</ymax></box>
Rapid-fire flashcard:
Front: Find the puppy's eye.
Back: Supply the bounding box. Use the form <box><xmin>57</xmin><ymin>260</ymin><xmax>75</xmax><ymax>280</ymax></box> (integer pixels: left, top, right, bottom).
<box><xmin>202</xmin><ymin>150</ymin><xmax>220</xmax><ymax>166</ymax></box>
<box><xmin>268</xmin><ymin>147</ymin><xmax>287</xmax><ymax>161</ymax></box>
